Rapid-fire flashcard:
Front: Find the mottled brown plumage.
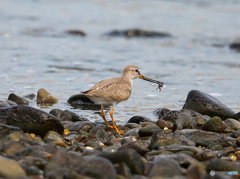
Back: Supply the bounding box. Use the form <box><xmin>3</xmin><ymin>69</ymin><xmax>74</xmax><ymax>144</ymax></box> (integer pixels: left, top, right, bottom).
<box><xmin>82</xmin><ymin>65</ymin><xmax>163</xmax><ymax>134</ymax></box>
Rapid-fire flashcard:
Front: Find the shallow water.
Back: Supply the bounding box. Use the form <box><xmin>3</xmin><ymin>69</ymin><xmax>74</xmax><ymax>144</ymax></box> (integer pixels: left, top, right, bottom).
<box><xmin>0</xmin><ymin>0</ymin><xmax>240</xmax><ymax>124</ymax></box>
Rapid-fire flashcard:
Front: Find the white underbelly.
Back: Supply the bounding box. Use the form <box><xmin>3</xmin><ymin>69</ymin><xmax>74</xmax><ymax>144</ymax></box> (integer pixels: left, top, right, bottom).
<box><xmin>86</xmin><ymin>95</ymin><xmax>119</xmax><ymax>106</ymax></box>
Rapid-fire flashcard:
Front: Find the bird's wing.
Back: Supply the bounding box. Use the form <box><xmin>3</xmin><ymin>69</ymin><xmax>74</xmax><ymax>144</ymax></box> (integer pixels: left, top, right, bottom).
<box><xmin>82</xmin><ymin>77</ymin><xmax>131</xmax><ymax>101</ymax></box>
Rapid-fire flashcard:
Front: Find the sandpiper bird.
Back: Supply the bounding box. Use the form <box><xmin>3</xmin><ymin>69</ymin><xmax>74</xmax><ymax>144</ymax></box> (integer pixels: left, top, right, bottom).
<box><xmin>82</xmin><ymin>65</ymin><xmax>163</xmax><ymax>134</ymax></box>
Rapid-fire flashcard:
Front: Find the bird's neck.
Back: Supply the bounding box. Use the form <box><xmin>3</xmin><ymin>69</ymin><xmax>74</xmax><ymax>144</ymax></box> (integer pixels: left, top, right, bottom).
<box><xmin>121</xmin><ymin>74</ymin><xmax>133</xmax><ymax>87</ymax></box>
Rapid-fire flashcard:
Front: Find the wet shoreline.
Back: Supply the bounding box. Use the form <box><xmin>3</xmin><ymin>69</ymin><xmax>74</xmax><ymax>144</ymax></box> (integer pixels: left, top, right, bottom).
<box><xmin>0</xmin><ymin>89</ymin><xmax>240</xmax><ymax>178</ymax></box>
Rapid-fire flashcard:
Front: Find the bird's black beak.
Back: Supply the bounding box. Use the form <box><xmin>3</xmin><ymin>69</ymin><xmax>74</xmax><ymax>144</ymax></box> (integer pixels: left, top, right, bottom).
<box><xmin>139</xmin><ymin>74</ymin><xmax>164</xmax><ymax>89</ymax></box>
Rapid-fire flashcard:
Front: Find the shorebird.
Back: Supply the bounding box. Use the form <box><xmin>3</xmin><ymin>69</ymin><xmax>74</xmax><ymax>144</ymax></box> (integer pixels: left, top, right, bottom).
<box><xmin>82</xmin><ymin>65</ymin><xmax>163</xmax><ymax>134</ymax></box>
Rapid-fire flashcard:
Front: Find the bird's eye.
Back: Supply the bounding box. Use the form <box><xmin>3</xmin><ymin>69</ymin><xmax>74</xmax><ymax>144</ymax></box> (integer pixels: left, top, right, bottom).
<box><xmin>135</xmin><ymin>69</ymin><xmax>139</xmax><ymax>72</ymax></box>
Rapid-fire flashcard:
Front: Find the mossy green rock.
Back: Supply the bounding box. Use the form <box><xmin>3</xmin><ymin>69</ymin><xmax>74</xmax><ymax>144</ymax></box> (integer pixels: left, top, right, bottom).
<box><xmin>202</xmin><ymin>116</ymin><xmax>226</xmax><ymax>133</ymax></box>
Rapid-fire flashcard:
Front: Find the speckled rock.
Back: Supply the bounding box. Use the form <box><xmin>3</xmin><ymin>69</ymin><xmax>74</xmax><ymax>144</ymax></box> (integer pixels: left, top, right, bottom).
<box><xmin>37</xmin><ymin>88</ymin><xmax>58</xmax><ymax>104</ymax></box>
<box><xmin>183</xmin><ymin>90</ymin><xmax>235</xmax><ymax>120</ymax></box>
<box><xmin>206</xmin><ymin>158</ymin><xmax>240</xmax><ymax>173</ymax></box>
<box><xmin>202</xmin><ymin>116</ymin><xmax>226</xmax><ymax>133</ymax></box>
<box><xmin>175</xmin><ymin>129</ymin><xmax>237</xmax><ymax>147</ymax></box>
<box><xmin>66</xmin><ymin>121</ymin><xmax>95</xmax><ymax>132</ymax></box>
<box><xmin>6</xmin><ymin>106</ymin><xmax>64</xmax><ymax>137</ymax></box>
<box><xmin>8</xmin><ymin>93</ymin><xmax>29</xmax><ymax>105</ymax></box>
<box><xmin>150</xmin><ymin>129</ymin><xmax>195</xmax><ymax>149</ymax></box>
<box><xmin>147</xmin><ymin>158</ymin><xmax>183</xmax><ymax>178</ymax></box>
<box><xmin>225</xmin><ymin>118</ymin><xmax>240</xmax><ymax>130</ymax></box>
<box><xmin>161</xmin><ymin>109</ymin><xmax>207</xmax><ymax>130</ymax></box>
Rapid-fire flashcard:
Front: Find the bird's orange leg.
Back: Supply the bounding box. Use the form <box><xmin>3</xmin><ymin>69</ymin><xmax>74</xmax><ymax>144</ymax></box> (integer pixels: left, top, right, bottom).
<box><xmin>109</xmin><ymin>107</ymin><xmax>120</xmax><ymax>134</ymax></box>
<box><xmin>101</xmin><ymin>106</ymin><xmax>113</xmax><ymax>128</ymax></box>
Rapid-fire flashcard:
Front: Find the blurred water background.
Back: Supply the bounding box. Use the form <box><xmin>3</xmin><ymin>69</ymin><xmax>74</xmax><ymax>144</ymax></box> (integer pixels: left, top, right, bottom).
<box><xmin>0</xmin><ymin>0</ymin><xmax>240</xmax><ymax>124</ymax></box>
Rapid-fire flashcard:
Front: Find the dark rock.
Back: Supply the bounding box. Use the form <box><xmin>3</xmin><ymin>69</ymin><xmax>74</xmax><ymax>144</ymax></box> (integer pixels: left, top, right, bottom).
<box><xmin>153</xmin><ymin>108</ymin><xmax>171</xmax><ymax>119</ymax></box>
<box><xmin>155</xmin><ymin>153</ymin><xmax>199</xmax><ymax>168</ymax></box>
<box><xmin>89</xmin><ymin>126</ymin><xmax>109</xmax><ymax>142</ymax></box>
<box><xmin>49</xmin><ymin>109</ymin><xmax>72</xmax><ymax>121</ymax></box>
<box><xmin>105</xmin><ymin>29</ymin><xmax>171</xmax><ymax>38</ymax></box>
<box><xmin>114</xmin><ymin>162</ymin><xmax>131</xmax><ymax>177</ymax></box>
<box><xmin>19</xmin><ymin>163</ymin><xmax>41</xmax><ymax>175</ymax></box>
<box><xmin>64</xmin><ymin>110</ymin><xmax>89</xmax><ymax>122</ymax></box>
<box><xmin>229</xmin><ymin>42</ymin><xmax>240</xmax><ymax>52</ymax></box>
<box><xmin>206</xmin><ymin>158</ymin><xmax>240</xmax><ymax>173</ymax></box>
<box><xmin>230</xmin><ymin>131</ymin><xmax>240</xmax><ymax>138</ymax></box>
<box><xmin>150</xmin><ymin>129</ymin><xmax>195</xmax><ymax>149</ymax></box>
<box><xmin>17</xmin><ymin>156</ymin><xmax>48</xmax><ymax>170</ymax></box>
<box><xmin>157</xmin><ymin>145</ymin><xmax>203</xmax><ymax>157</ymax></box>
<box><xmin>70</xmin><ymin>155</ymin><xmax>117</xmax><ymax>179</ymax></box>
<box><xmin>233</xmin><ymin>112</ymin><xmax>240</xmax><ymax>120</ymax></box>
<box><xmin>127</xmin><ymin>116</ymin><xmax>152</xmax><ymax>124</ymax></box>
<box><xmin>202</xmin><ymin>116</ymin><xmax>226</xmax><ymax>133</ymax></box>
<box><xmin>118</xmin><ymin>141</ymin><xmax>150</xmax><ymax>156</ymax></box>
<box><xmin>185</xmin><ymin>164</ymin><xmax>206</xmax><ymax>179</ymax></box>
<box><xmin>0</xmin><ymin>100</ymin><xmax>18</xmax><ymax>108</ymax></box>
<box><xmin>183</xmin><ymin>90</ymin><xmax>235</xmax><ymax>120</ymax></box>
<box><xmin>6</xmin><ymin>106</ymin><xmax>64</xmax><ymax>137</ymax></box>
<box><xmin>8</xmin><ymin>93</ymin><xmax>29</xmax><ymax>105</ymax></box>
<box><xmin>45</xmin><ymin>168</ymin><xmax>69</xmax><ymax>179</ymax></box>
<box><xmin>15</xmin><ymin>145</ymin><xmax>49</xmax><ymax>158</ymax></box>
<box><xmin>0</xmin><ymin>156</ymin><xmax>26</xmax><ymax>178</ymax></box>
<box><xmin>37</xmin><ymin>88</ymin><xmax>58</xmax><ymax>104</ymax></box>
<box><xmin>175</xmin><ymin>129</ymin><xmax>237</xmax><ymax>147</ymax></box>
<box><xmin>123</xmin><ymin>128</ymin><xmax>140</xmax><ymax>138</ymax></box>
<box><xmin>0</xmin><ymin>107</ymin><xmax>11</xmax><ymax>117</ymax></box>
<box><xmin>0</xmin><ymin>123</ymin><xmax>22</xmax><ymax>140</ymax></box>
<box><xmin>162</xmin><ymin>109</ymin><xmax>207</xmax><ymax>130</ymax></box>
<box><xmin>156</xmin><ymin>119</ymin><xmax>176</xmax><ymax>130</ymax></box>
<box><xmin>44</xmin><ymin>149</ymin><xmax>82</xmax><ymax>175</ymax></box>
<box><xmin>194</xmin><ymin>149</ymin><xmax>216</xmax><ymax>161</ymax></box>
<box><xmin>98</xmin><ymin>149</ymin><xmax>144</xmax><ymax>175</ymax></box>
<box><xmin>214</xmin><ymin>150</ymin><xmax>228</xmax><ymax>158</ymax></box>
<box><xmin>24</xmin><ymin>94</ymin><xmax>36</xmax><ymax>100</ymax></box>
<box><xmin>0</xmin><ymin>116</ymin><xmax>7</xmax><ymax>124</ymax></box>
<box><xmin>67</xmin><ymin>94</ymin><xmax>101</xmax><ymax>110</ymax></box>
<box><xmin>225</xmin><ymin>118</ymin><xmax>240</xmax><ymax>130</ymax></box>
<box><xmin>65</xmin><ymin>30</ymin><xmax>86</xmax><ymax>36</ymax></box>
<box><xmin>138</xmin><ymin>124</ymin><xmax>160</xmax><ymax>137</ymax></box>
<box><xmin>66</xmin><ymin>121</ymin><xmax>94</xmax><ymax>132</ymax></box>
<box><xmin>147</xmin><ymin>158</ymin><xmax>182</xmax><ymax>178</ymax></box>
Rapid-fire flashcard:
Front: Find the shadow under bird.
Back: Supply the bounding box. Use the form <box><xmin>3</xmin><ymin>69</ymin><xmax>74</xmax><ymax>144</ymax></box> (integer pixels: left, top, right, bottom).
<box><xmin>82</xmin><ymin>65</ymin><xmax>163</xmax><ymax>134</ymax></box>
